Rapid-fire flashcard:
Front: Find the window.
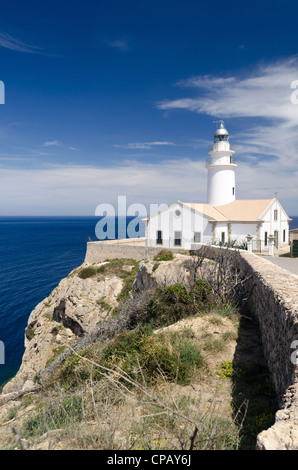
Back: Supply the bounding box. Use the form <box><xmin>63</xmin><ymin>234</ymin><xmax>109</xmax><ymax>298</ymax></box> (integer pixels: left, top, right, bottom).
<box><xmin>221</xmin><ymin>232</ymin><xmax>225</xmax><ymax>244</ymax></box>
<box><xmin>156</xmin><ymin>230</ymin><xmax>163</xmax><ymax>245</ymax></box>
<box><xmin>283</xmin><ymin>229</ymin><xmax>286</xmax><ymax>243</ymax></box>
<box><xmin>274</xmin><ymin>209</ymin><xmax>278</xmax><ymax>221</ymax></box>
<box><xmin>232</xmin><ymin>187</ymin><xmax>235</xmax><ymax>196</ymax></box>
<box><xmin>194</xmin><ymin>232</ymin><xmax>201</xmax><ymax>243</ymax></box>
<box><xmin>174</xmin><ymin>231</ymin><xmax>182</xmax><ymax>246</ymax></box>
<box><xmin>264</xmin><ymin>232</ymin><xmax>268</xmax><ymax>246</ymax></box>
<box><xmin>274</xmin><ymin>231</ymin><xmax>279</xmax><ymax>248</ymax></box>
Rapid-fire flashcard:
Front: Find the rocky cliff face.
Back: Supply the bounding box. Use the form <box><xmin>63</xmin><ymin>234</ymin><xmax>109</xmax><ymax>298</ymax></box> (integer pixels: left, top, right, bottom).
<box><xmin>2</xmin><ymin>263</ymin><xmax>124</xmax><ymax>395</ymax></box>
<box><xmin>1</xmin><ymin>255</ymin><xmax>189</xmax><ymax>396</ymax></box>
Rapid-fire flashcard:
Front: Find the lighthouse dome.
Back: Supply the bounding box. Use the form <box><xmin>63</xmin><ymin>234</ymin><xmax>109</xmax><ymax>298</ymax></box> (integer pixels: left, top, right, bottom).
<box><xmin>214</xmin><ymin>121</ymin><xmax>229</xmax><ymax>142</ymax></box>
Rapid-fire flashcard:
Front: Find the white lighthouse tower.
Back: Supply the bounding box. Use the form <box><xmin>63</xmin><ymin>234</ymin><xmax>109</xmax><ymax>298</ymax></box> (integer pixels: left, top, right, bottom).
<box><xmin>206</xmin><ymin>121</ymin><xmax>237</xmax><ymax>206</ymax></box>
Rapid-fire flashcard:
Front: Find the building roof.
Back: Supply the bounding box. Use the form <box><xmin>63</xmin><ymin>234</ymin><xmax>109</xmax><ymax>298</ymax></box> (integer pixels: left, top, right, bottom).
<box><xmin>183</xmin><ymin>199</ymin><xmax>275</xmax><ymax>222</ymax></box>
<box><xmin>182</xmin><ymin>203</ymin><xmax>229</xmax><ymax>221</ymax></box>
<box><xmin>143</xmin><ymin>198</ymin><xmax>291</xmax><ymax>223</ymax></box>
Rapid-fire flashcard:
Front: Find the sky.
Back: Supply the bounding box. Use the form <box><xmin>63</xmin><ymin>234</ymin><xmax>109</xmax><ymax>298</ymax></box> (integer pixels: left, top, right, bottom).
<box><xmin>0</xmin><ymin>0</ymin><xmax>298</xmax><ymax>215</ymax></box>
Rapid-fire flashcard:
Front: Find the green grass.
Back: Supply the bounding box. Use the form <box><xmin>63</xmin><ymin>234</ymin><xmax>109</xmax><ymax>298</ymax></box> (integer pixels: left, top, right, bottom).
<box><xmin>59</xmin><ymin>326</ymin><xmax>204</xmax><ymax>389</ymax></box>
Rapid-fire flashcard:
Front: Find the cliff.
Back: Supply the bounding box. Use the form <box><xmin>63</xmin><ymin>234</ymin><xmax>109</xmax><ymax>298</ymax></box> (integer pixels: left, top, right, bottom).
<box><xmin>2</xmin><ymin>261</ymin><xmax>126</xmax><ymax>395</ymax></box>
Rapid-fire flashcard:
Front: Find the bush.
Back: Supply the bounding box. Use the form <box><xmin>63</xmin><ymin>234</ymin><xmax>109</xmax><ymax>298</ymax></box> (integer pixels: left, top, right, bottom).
<box><xmin>192</xmin><ymin>279</ymin><xmax>212</xmax><ymax>306</ymax></box>
<box><xmin>78</xmin><ymin>266</ymin><xmax>98</xmax><ymax>279</ymax></box>
<box><xmin>153</xmin><ymin>250</ymin><xmax>174</xmax><ymax>261</ymax></box>
<box><xmin>142</xmin><ymin>281</ymin><xmax>212</xmax><ymax>329</ymax></box>
<box><xmin>67</xmin><ymin>326</ymin><xmax>204</xmax><ymax>387</ymax></box>
<box><xmin>103</xmin><ymin>326</ymin><xmax>203</xmax><ymax>385</ymax></box>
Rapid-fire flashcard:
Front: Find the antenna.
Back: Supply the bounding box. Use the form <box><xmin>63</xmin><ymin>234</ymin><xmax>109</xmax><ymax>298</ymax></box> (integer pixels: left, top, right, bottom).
<box><xmin>213</xmin><ymin>120</ymin><xmax>224</xmax><ymax>128</ymax></box>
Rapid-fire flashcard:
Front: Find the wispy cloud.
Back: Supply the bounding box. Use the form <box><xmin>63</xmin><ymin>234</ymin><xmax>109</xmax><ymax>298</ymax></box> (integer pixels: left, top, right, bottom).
<box><xmin>158</xmin><ymin>58</ymin><xmax>298</xmax><ymax>124</ymax></box>
<box><xmin>107</xmin><ymin>38</ymin><xmax>129</xmax><ymax>52</ymax></box>
<box><xmin>41</xmin><ymin>140</ymin><xmax>78</xmax><ymax>151</ymax></box>
<box><xmin>114</xmin><ymin>141</ymin><xmax>175</xmax><ymax>150</ymax></box>
<box><xmin>0</xmin><ymin>32</ymin><xmax>43</xmax><ymax>54</ymax></box>
<box><xmin>41</xmin><ymin>140</ymin><xmax>61</xmax><ymax>147</ymax></box>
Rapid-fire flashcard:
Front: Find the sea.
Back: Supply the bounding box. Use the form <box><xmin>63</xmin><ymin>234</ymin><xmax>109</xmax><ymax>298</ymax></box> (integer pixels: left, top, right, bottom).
<box><xmin>0</xmin><ymin>215</ymin><xmax>298</xmax><ymax>389</ymax></box>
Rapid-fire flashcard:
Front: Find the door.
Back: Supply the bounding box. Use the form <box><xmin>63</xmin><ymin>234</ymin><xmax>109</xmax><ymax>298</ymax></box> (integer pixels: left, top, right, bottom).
<box><xmin>293</xmin><ymin>240</ymin><xmax>298</xmax><ymax>258</ymax></box>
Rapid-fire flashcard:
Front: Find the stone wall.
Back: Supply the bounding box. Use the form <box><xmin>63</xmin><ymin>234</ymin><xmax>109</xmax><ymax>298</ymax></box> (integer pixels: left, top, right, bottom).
<box><xmin>84</xmin><ymin>238</ymin><xmax>185</xmax><ymax>264</ymax></box>
<box><xmin>190</xmin><ymin>245</ymin><xmax>298</xmax><ymax>449</ymax></box>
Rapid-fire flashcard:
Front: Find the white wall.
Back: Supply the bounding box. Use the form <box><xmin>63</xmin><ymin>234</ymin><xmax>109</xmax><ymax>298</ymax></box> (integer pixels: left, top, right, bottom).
<box><xmin>145</xmin><ymin>199</ymin><xmax>290</xmax><ymax>250</ymax></box>
<box><xmin>229</xmin><ymin>223</ymin><xmax>258</xmax><ymax>244</ymax></box>
<box><xmin>145</xmin><ymin>203</ymin><xmax>213</xmax><ymax>250</ymax></box>
<box><xmin>207</xmin><ymin>168</ymin><xmax>236</xmax><ymax>206</ymax></box>
<box><xmin>260</xmin><ymin>200</ymin><xmax>289</xmax><ymax>247</ymax></box>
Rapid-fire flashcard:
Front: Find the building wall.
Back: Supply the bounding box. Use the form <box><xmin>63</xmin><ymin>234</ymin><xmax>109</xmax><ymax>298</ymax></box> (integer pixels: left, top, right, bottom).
<box><xmin>290</xmin><ymin>230</ymin><xmax>298</xmax><ymax>242</ymax></box>
<box><xmin>145</xmin><ymin>203</ymin><xmax>213</xmax><ymax>250</ymax></box>
<box><xmin>260</xmin><ymin>200</ymin><xmax>289</xmax><ymax>247</ymax></box>
<box><xmin>229</xmin><ymin>222</ymin><xmax>258</xmax><ymax>244</ymax></box>
<box><xmin>207</xmin><ymin>167</ymin><xmax>236</xmax><ymax>206</ymax></box>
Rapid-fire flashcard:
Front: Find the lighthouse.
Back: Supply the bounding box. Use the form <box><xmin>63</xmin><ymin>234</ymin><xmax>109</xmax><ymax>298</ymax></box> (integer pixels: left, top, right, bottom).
<box><xmin>206</xmin><ymin>121</ymin><xmax>237</xmax><ymax>206</ymax></box>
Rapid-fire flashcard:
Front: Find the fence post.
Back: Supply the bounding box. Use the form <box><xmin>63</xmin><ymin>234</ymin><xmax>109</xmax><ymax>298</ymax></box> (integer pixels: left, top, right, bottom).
<box><xmin>268</xmin><ymin>234</ymin><xmax>275</xmax><ymax>257</ymax></box>
<box><xmin>246</xmin><ymin>234</ymin><xmax>253</xmax><ymax>253</ymax></box>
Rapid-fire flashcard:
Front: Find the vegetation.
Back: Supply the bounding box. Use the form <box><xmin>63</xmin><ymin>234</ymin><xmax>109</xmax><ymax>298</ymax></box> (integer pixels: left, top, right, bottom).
<box><xmin>59</xmin><ymin>325</ymin><xmax>204</xmax><ymax>390</ymax></box>
<box><xmin>78</xmin><ymin>259</ymin><xmax>139</xmax><ymax>302</ymax></box>
<box><xmin>153</xmin><ymin>249</ymin><xmax>174</xmax><ymax>261</ymax></box>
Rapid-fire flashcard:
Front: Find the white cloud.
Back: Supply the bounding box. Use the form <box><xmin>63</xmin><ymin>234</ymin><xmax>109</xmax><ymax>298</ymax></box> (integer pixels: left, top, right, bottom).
<box><xmin>156</xmin><ymin>56</ymin><xmax>298</xmax><ymax>204</ymax></box>
<box><xmin>0</xmin><ymin>32</ymin><xmax>43</xmax><ymax>54</ymax></box>
<box><xmin>158</xmin><ymin>57</ymin><xmax>298</xmax><ymax>124</ymax></box>
<box><xmin>114</xmin><ymin>141</ymin><xmax>175</xmax><ymax>150</ymax></box>
<box><xmin>0</xmin><ymin>157</ymin><xmax>296</xmax><ymax>216</ymax></box>
<box><xmin>41</xmin><ymin>140</ymin><xmax>61</xmax><ymax>147</ymax></box>
<box><xmin>107</xmin><ymin>39</ymin><xmax>129</xmax><ymax>52</ymax></box>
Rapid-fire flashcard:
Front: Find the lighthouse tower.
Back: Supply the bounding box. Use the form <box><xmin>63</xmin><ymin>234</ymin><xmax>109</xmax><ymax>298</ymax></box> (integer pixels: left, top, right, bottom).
<box><xmin>206</xmin><ymin>121</ymin><xmax>237</xmax><ymax>206</ymax></box>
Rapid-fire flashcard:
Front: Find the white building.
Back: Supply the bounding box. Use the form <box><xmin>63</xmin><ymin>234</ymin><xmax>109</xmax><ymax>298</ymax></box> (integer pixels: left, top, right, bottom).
<box><xmin>143</xmin><ymin>121</ymin><xmax>291</xmax><ymax>252</ymax></box>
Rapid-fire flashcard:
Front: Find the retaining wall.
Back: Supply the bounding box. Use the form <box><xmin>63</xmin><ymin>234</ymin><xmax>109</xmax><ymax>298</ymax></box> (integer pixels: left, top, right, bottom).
<box><xmin>84</xmin><ymin>238</ymin><xmax>185</xmax><ymax>264</ymax></box>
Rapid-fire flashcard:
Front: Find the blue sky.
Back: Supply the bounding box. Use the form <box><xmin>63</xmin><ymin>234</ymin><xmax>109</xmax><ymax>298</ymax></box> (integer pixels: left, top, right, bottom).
<box><xmin>1</xmin><ymin>0</ymin><xmax>298</xmax><ymax>215</ymax></box>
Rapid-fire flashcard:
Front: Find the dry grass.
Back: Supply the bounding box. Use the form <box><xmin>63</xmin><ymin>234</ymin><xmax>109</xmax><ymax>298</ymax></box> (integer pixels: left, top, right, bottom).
<box><xmin>0</xmin><ymin>309</ymin><xmax>247</xmax><ymax>451</ymax></box>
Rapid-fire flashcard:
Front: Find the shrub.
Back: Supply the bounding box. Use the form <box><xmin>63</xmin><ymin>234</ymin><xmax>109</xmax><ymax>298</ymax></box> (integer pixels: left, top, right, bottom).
<box><xmin>83</xmin><ymin>326</ymin><xmax>204</xmax><ymax>386</ymax></box>
<box><xmin>160</xmin><ymin>285</ymin><xmax>190</xmax><ymax>304</ymax></box>
<box><xmin>192</xmin><ymin>279</ymin><xmax>212</xmax><ymax>307</ymax></box>
<box><xmin>78</xmin><ymin>266</ymin><xmax>97</xmax><ymax>279</ymax></box>
<box><xmin>142</xmin><ymin>281</ymin><xmax>212</xmax><ymax>329</ymax></box>
<box><xmin>153</xmin><ymin>250</ymin><xmax>174</xmax><ymax>261</ymax></box>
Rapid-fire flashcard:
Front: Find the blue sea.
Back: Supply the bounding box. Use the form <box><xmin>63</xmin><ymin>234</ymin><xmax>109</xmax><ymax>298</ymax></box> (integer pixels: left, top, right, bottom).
<box><xmin>0</xmin><ymin>215</ymin><xmax>298</xmax><ymax>389</ymax></box>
